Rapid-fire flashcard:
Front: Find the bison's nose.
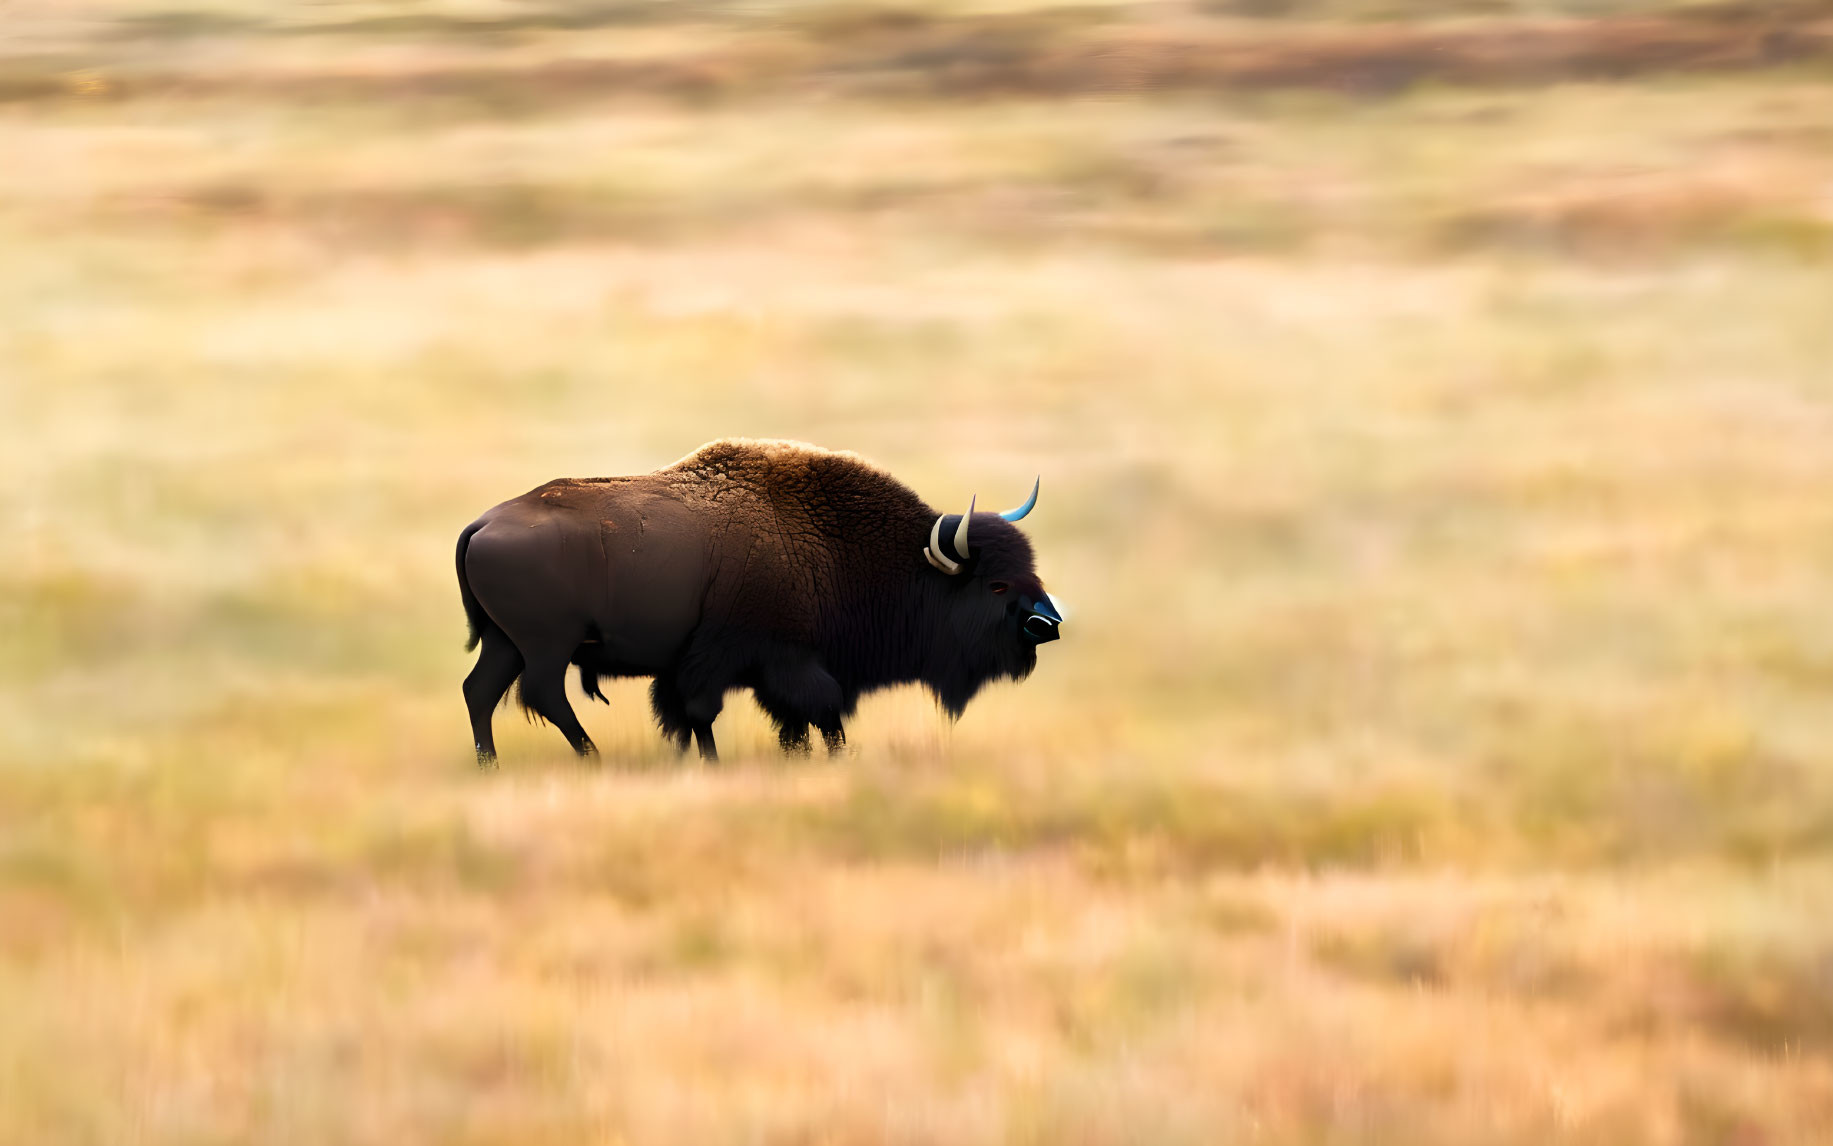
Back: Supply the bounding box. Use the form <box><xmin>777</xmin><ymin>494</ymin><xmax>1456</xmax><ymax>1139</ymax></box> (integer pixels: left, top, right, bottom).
<box><xmin>1022</xmin><ymin>593</ymin><xmax>1065</xmax><ymax>643</ymax></box>
<box><xmin>1023</xmin><ymin>615</ymin><xmax>1061</xmax><ymax>643</ymax></box>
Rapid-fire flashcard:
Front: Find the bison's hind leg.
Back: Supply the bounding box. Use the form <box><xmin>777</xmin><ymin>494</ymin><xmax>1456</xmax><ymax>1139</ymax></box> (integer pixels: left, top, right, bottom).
<box><xmin>464</xmin><ymin>626</ymin><xmax>524</xmax><ymax>766</ymax></box>
<box><xmin>513</xmin><ymin>651</ymin><xmax>598</xmax><ymax>759</ymax></box>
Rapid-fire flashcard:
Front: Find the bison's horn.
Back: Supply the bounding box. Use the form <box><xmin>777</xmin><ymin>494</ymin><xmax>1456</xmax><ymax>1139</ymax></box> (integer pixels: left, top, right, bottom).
<box><xmin>923</xmin><ymin>494</ymin><xmax>983</xmax><ymax>575</ymax></box>
<box><xmin>925</xmin><ymin>515</ymin><xmax>962</xmax><ymax>574</ymax></box>
<box><xmin>999</xmin><ymin>477</ymin><xmax>1039</xmax><ymax>522</ymax></box>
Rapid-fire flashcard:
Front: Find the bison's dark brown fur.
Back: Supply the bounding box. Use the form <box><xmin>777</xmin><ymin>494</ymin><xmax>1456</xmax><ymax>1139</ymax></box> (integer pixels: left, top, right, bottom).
<box><xmin>456</xmin><ymin>438</ymin><xmax>1061</xmax><ymax>762</ymax></box>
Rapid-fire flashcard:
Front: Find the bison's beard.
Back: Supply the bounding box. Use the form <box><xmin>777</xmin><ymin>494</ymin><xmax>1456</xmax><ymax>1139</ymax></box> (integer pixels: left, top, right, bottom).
<box><xmin>926</xmin><ymin>612</ymin><xmax>1038</xmax><ymax>719</ymax></box>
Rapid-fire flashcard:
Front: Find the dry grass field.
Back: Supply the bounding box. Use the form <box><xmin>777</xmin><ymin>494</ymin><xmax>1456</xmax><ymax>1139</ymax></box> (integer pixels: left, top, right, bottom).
<box><xmin>5</xmin><ymin>1</ymin><xmax>1833</xmax><ymax>1143</ymax></box>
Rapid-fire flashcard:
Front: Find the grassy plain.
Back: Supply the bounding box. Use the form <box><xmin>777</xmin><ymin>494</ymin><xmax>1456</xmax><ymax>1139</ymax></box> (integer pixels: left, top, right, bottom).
<box><xmin>4</xmin><ymin>2</ymin><xmax>1833</xmax><ymax>1143</ymax></box>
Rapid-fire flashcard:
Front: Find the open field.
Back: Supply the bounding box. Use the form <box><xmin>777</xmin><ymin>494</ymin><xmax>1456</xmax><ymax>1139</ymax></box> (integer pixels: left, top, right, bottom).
<box><xmin>5</xmin><ymin>2</ymin><xmax>1833</xmax><ymax>1143</ymax></box>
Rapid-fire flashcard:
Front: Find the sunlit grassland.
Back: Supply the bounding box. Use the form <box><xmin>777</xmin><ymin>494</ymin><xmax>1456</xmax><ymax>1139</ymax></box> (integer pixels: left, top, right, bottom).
<box><xmin>4</xmin><ymin>3</ymin><xmax>1833</xmax><ymax>1142</ymax></box>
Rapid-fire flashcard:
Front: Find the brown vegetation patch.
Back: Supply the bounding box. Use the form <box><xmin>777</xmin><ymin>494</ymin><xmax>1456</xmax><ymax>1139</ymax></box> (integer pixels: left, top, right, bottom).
<box><xmin>1040</xmin><ymin>16</ymin><xmax>1833</xmax><ymax>98</ymax></box>
<box><xmin>73</xmin><ymin>162</ymin><xmax>1832</xmax><ymax>258</ymax></box>
<box><xmin>1436</xmin><ymin>168</ymin><xmax>1833</xmax><ymax>255</ymax></box>
<box><xmin>1310</xmin><ymin>907</ymin><xmax>1833</xmax><ymax>1059</ymax></box>
<box><xmin>797</xmin><ymin>772</ymin><xmax>1469</xmax><ymax>873</ymax></box>
<box><xmin>9</xmin><ymin>5</ymin><xmax>1833</xmax><ymax>106</ymax></box>
<box><xmin>110</xmin><ymin>2</ymin><xmax>737</xmax><ymax>41</ymax></box>
<box><xmin>1681</xmin><ymin>944</ymin><xmax>1833</xmax><ymax>1054</ymax></box>
<box><xmin>77</xmin><ymin>174</ymin><xmax>1194</xmax><ymax>253</ymax></box>
<box><xmin>98</xmin><ymin>181</ymin><xmax>692</xmax><ymax>248</ymax></box>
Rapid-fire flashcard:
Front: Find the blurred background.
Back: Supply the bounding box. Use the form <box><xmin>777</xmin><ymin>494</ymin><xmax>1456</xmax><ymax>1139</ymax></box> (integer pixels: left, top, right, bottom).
<box><xmin>4</xmin><ymin>1</ymin><xmax>1833</xmax><ymax>1142</ymax></box>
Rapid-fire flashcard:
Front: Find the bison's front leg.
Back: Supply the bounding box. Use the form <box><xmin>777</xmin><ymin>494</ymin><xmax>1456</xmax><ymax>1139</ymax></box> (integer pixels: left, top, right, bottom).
<box><xmin>779</xmin><ymin>725</ymin><xmax>813</xmax><ymax>753</ymax></box>
<box><xmin>655</xmin><ymin>673</ymin><xmax>724</xmax><ymax>762</ymax></box>
<box><xmin>648</xmin><ymin>676</ymin><xmax>694</xmax><ymax>754</ymax></box>
<box><xmin>756</xmin><ymin>656</ymin><xmax>845</xmax><ymax>759</ymax></box>
<box><xmin>682</xmin><ymin>690</ymin><xmax>724</xmax><ymax>763</ymax></box>
<box><xmin>753</xmin><ymin>691</ymin><xmax>813</xmax><ymax>754</ymax></box>
<box><xmin>691</xmin><ymin>723</ymin><xmax>719</xmax><ymax>762</ymax></box>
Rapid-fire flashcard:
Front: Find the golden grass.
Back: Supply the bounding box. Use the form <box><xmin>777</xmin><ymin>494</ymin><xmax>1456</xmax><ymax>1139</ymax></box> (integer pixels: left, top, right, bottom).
<box><xmin>5</xmin><ymin>3</ymin><xmax>1833</xmax><ymax>1143</ymax></box>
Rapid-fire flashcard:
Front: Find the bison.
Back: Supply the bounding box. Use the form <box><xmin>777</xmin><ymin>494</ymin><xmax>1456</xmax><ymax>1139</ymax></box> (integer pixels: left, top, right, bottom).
<box><xmin>455</xmin><ymin>438</ymin><xmax>1065</xmax><ymax>763</ymax></box>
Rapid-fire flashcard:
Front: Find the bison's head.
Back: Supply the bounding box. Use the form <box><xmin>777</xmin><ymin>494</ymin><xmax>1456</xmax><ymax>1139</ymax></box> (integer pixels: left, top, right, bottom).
<box><xmin>921</xmin><ymin>479</ymin><xmax>1065</xmax><ymax>714</ymax></box>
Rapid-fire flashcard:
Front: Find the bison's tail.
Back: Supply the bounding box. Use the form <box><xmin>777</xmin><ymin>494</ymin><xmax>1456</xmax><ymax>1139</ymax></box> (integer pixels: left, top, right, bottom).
<box><xmin>455</xmin><ymin>519</ymin><xmax>493</xmax><ymax>652</ymax></box>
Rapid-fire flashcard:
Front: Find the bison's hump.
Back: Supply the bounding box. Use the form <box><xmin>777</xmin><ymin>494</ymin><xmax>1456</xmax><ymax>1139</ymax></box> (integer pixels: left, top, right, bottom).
<box><xmin>661</xmin><ymin>438</ymin><xmax>928</xmax><ymax>517</ymax></box>
<box><xmin>665</xmin><ymin>438</ymin><xmax>870</xmax><ymax>481</ymax></box>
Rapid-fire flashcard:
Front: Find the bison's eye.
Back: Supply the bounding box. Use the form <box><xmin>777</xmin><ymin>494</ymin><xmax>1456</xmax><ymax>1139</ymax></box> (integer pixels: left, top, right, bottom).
<box><xmin>989</xmin><ymin>581</ymin><xmax>1010</xmax><ymax>595</ymax></box>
